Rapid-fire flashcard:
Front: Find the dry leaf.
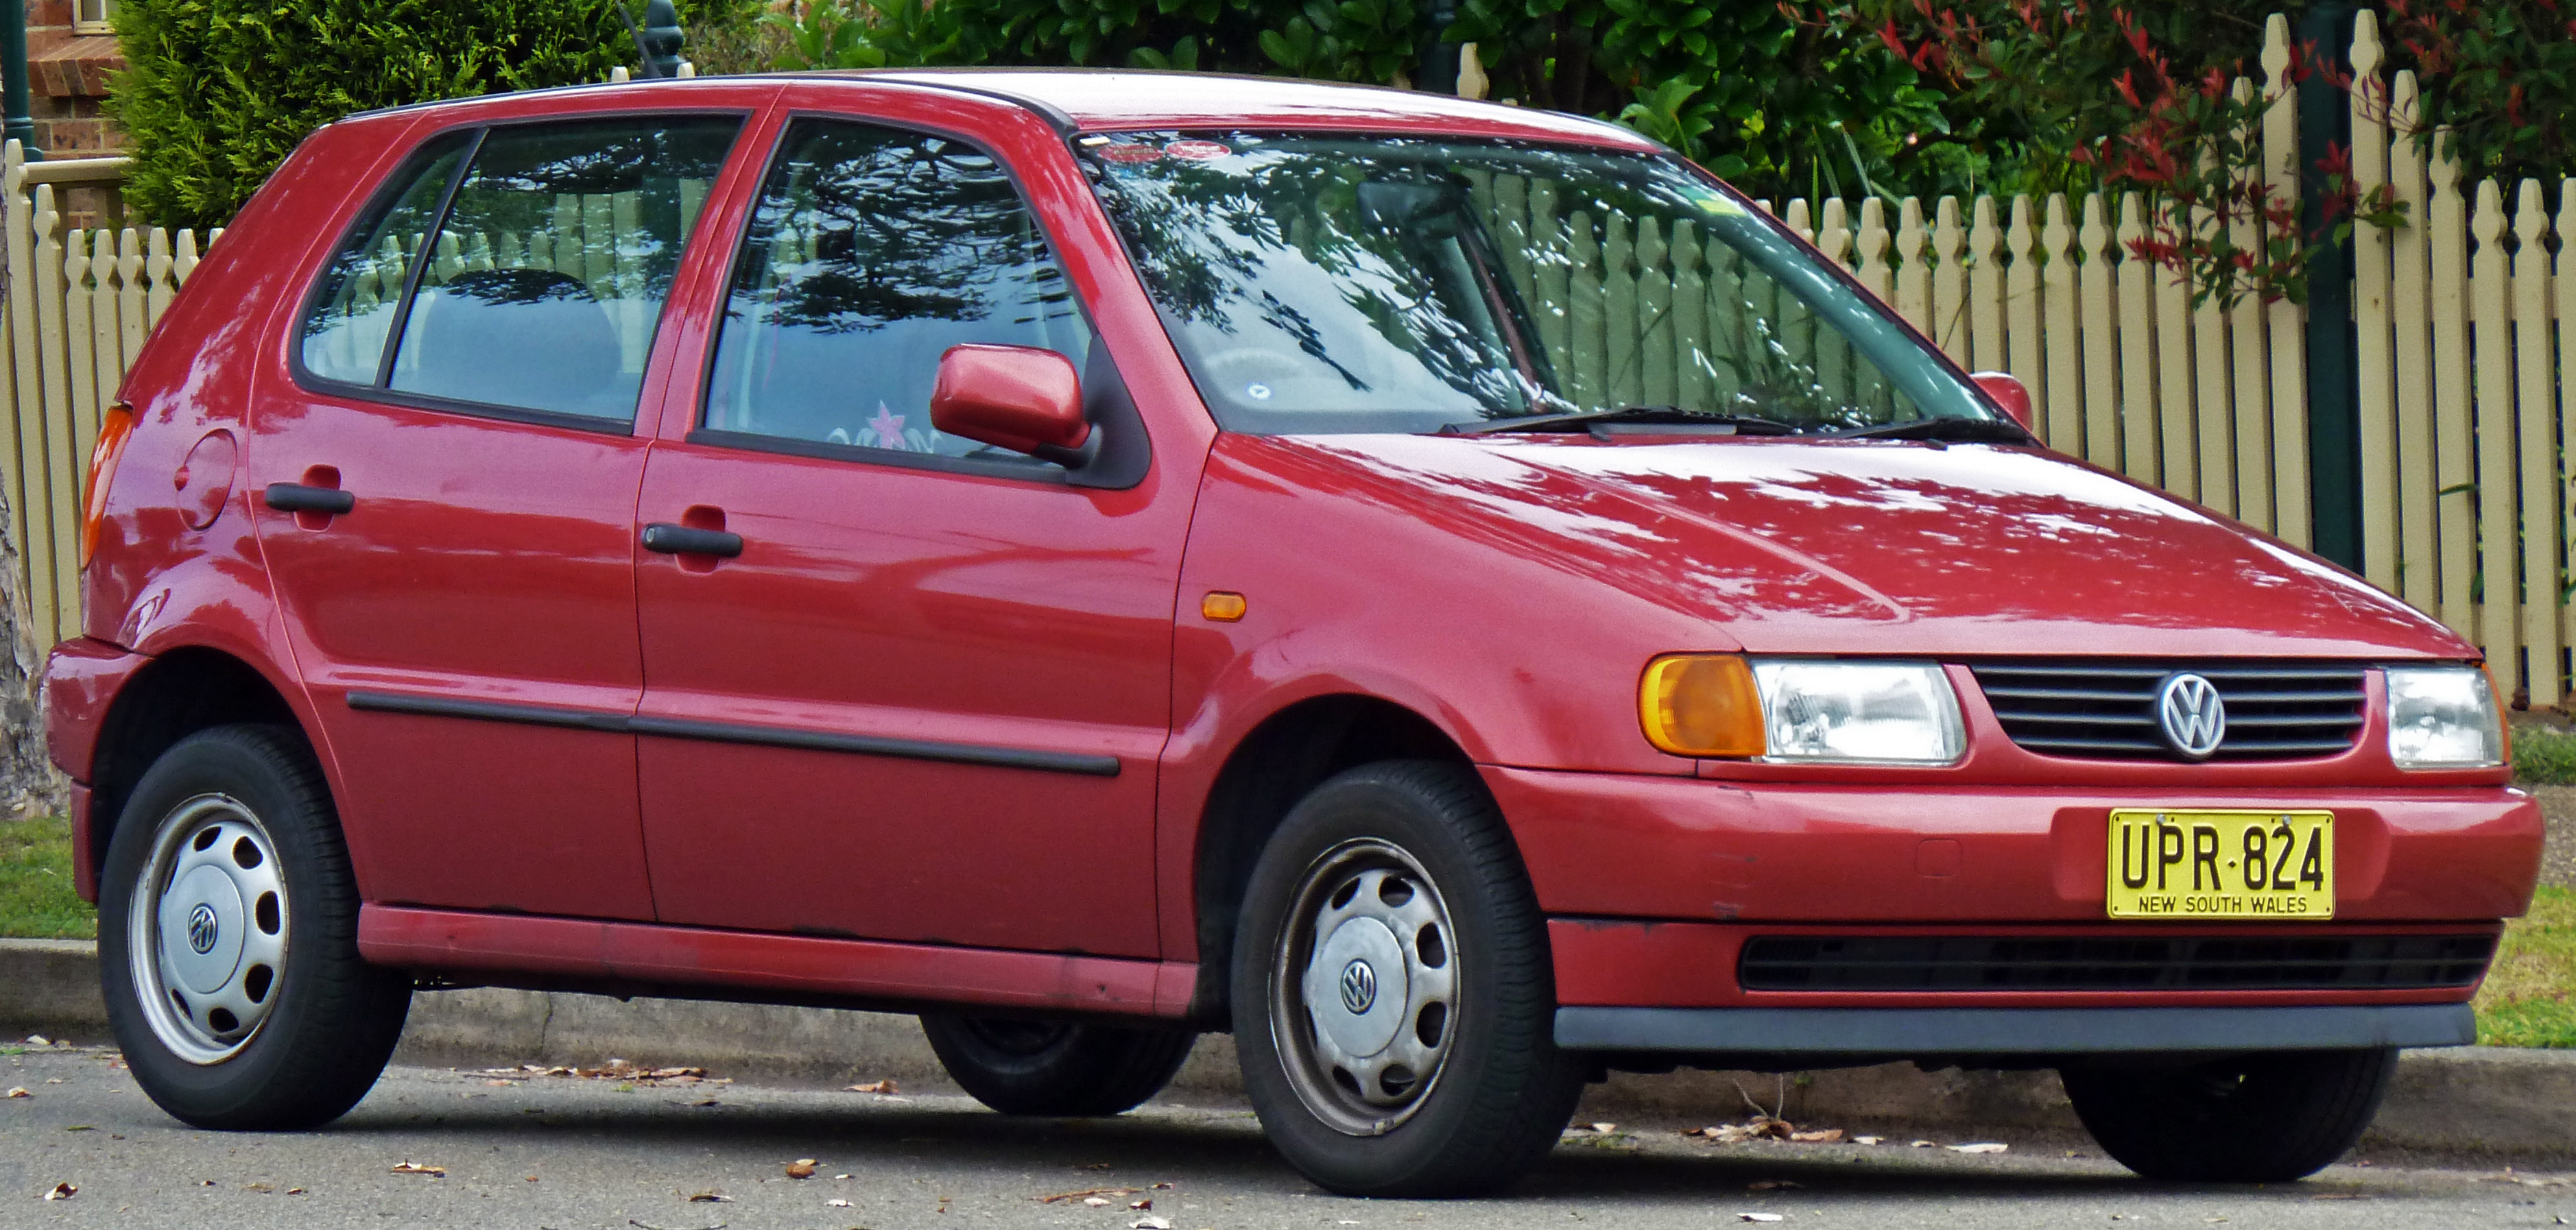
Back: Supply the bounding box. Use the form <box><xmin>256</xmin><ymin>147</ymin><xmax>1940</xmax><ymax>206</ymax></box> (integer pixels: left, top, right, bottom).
<box><xmin>1854</xmin><ymin>1136</ymin><xmax>1883</xmax><ymax>1145</ymax></box>
<box><xmin>785</xmin><ymin>1159</ymin><xmax>817</xmax><ymax>1179</ymax></box>
<box><xmin>390</xmin><ymin>1162</ymin><xmax>446</xmax><ymax>1177</ymax></box>
<box><xmin>3</xmin><ymin>1087</ymin><xmax>25</xmax><ymax>1098</ymax></box>
<box><xmin>1084</xmin><ymin>1197</ymin><xmax>1113</xmax><ymax>1207</ymax></box>
<box><xmin>1910</xmin><ymin>1139</ymin><xmax>1936</xmax><ymax>1148</ymax></box>
<box><xmin>285</xmin><ymin>1187</ymin><xmax>306</xmax><ymax>1196</ymax></box>
<box><xmin>43</xmin><ymin>1183</ymin><xmax>74</xmax><ymax>1201</ymax></box>
<box><xmin>686</xmin><ymin>1190</ymin><xmax>734</xmax><ymax>1203</ymax></box>
<box><xmin>1588</xmin><ymin>1122</ymin><xmax>1617</xmax><ymax>1133</ymax></box>
<box><xmin>1789</xmin><ymin>1129</ymin><xmax>1844</xmax><ymax>1144</ymax></box>
<box><xmin>1038</xmin><ymin>1187</ymin><xmax>1141</xmax><ymax>1204</ymax></box>
<box><xmin>828</xmin><ymin>1198</ymin><xmax>853</xmax><ymax>1208</ymax></box>
<box><xmin>846</xmin><ymin>1079</ymin><xmax>899</xmax><ymax>1094</ymax></box>
<box><xmin>1132</xmin><ymin>1218</ymin><xmax>1173</xmax><ymax>1230</ymax></box>
<box><xmin>1947</xmin><ymin>1142</ymin><xmax>2008</xmax><ymax>1155</ymax></box>
<box><xmin>25</xmin><ymin>1035</ymin><xmax>48</xmax><ymax>1047</ymax></box>
<box><xmin>1737</xmin><ymin>1216</ymin><xmax>1783</xmax><ymax>1225</ymax></box>
<box><xmin>1130</xmin><ymin>1198</ymin><xmax>1153</xmax><ymax>1210</ymax></box>
<box><xmin>244</xmin><ymin>1182</ymin><xmax>275</xmax><ymax>1193</ymax></box>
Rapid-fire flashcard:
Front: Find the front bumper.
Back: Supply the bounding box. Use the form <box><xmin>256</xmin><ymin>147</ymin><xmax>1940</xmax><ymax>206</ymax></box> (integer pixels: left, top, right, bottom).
<box><xmin>1555</xmin><ymin>1002</ymin><xmax>2474</xmax><ymax>1057</ymax></box>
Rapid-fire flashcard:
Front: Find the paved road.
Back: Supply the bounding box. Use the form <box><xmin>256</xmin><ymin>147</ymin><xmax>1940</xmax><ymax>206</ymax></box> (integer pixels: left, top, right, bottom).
<box><xmin>4</xmin><ymin>1044</ymin><xmax>2571</xmax><ymax>1230</ymax></box>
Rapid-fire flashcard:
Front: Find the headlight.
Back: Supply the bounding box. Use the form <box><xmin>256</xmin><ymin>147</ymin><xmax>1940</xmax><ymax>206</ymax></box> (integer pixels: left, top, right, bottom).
<box><xmin>2385</xmin><ymin>665</ymin><xmax>2505</xmax><ymax>769</ymax></box>
<box><xmin>1641</xmin><ymin>655</ymin><xmax>1964</xmax><ymax>764</ymax></box>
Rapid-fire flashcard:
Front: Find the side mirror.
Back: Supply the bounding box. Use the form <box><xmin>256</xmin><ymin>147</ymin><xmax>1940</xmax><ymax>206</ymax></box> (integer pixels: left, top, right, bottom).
<box><xmin>1970</xmin><ymin>371</ymin><xmax>2035</xmax><ymax>433</ymax></box>
<box><xmin>930</xmin><ymin>344</ymin><xmax>1095</xmax><ymax>466</ymax></box>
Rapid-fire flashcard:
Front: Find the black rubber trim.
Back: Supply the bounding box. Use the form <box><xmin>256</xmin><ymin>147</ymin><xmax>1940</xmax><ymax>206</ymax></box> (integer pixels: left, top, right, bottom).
<box><xmin>683</xmin><ymin>429</ymin><xmax>1069</xmax><ymax>484</ymax></box>
<box><xmin>1553</xmin><ymin>1003</ymin><xmax>2476</xmax><ymax>1054</ymax></box>
<box><xmin>342</xmin><ymin>689</ymin><xmax>1119</xmax><ymax>777</ymax></box>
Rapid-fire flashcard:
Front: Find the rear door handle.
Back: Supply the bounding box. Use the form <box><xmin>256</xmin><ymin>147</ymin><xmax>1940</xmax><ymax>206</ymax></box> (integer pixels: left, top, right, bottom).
<box><xmin>641</xmin><ymin>522</ymin><xmax>744</xmax><ymax>557</ymax></box>
<box><xmin>263</xmin><ymin>483</ymin><xmax>355</xmax><ymax>515</ymax></box>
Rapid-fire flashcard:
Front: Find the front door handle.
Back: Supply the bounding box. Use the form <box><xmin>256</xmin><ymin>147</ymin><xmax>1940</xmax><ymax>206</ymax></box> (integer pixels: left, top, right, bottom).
<box><xmin>641</xmin><ymin>522</ymin><xmax>745</xmax><ymax>558</ymax></box>
<box><xmin>263</xmin><ymin>483</ymin><xmax>355</xmax><ymax>515</ymax></box>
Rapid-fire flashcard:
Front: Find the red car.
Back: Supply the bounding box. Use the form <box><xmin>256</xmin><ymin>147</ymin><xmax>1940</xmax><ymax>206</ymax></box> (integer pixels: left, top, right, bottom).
<box><xmin>47</xmin><ymin>70</ymin><xmax>2542</xmax><ymax>1196</ymax></box>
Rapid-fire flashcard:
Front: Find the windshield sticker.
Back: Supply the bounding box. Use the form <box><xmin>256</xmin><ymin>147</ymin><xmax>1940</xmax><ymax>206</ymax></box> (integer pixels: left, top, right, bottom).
<box><xmin>1095</xmin><ymin>144</ymin><xmax>1164</xmax><ymax>165</ymax></box>
<box><xmin>1165</xmin><ymin>140</ymin><xmax>1232</xmax><ymax>160</ymax></box>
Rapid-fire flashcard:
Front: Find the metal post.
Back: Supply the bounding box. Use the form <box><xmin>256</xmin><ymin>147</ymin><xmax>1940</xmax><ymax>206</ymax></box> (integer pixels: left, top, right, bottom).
<box><xmin>2300</xmin><ymin>2</ymin><xmax>2358</xmax><ymax>569</ymax></box>
<box><xmin>1</xmin><ymin>0</ymin><xmax>38</xmax><ymax>160</ymax></box>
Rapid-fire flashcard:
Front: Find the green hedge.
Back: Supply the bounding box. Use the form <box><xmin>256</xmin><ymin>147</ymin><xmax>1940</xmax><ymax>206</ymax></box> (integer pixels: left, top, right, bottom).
<box><xmin>109</xmin><ymin>0</ymin><xmax>760</xmax><ymax>230</ymax></box>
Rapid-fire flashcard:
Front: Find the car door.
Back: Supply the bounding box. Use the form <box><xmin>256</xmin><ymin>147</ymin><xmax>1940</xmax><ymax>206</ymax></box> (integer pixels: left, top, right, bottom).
<box><xmin>252</xmin><ymin>109</ymin><xmax>748</xmax><ymax>919</ymax></box>
<box><xmin>631</xmin><ymin>95</ymin><xmax>1182</xmax><ymax>958</ymax></box>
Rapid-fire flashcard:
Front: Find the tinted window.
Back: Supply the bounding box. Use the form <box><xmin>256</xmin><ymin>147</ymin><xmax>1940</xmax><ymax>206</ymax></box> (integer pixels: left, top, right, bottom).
<box><xmin>704</xmin><ymin>119</ymin><xmax>1090</xmax><ymax>459</ymax></box>
<box><xmin>383</xmin><ymin>118</ymin><xmax>741</xmax><ymax>422</ymax></box>
<box><xmin>301</xmin><ymin>132</ymin><xmax>474</xmax><ymax>386</ymax></box>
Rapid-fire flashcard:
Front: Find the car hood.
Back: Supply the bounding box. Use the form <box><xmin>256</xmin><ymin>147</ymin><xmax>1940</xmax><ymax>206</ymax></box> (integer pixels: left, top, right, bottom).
<box><xmin>1242</xmin><ymin>433</ymin><xmax>2468</xmax><ymax>659</ymax></box>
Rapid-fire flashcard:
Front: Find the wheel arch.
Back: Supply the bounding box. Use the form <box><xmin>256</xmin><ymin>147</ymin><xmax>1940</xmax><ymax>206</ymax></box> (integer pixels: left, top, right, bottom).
<box><xmin>85</xmin><ymin>646</ymin><xmax>302</xmax><ymax>890</ymax></box>
<box><xmin>1187</xmin><ymin>692</ymin><xmax>1477</xmax><ymax>1026</ymax></box>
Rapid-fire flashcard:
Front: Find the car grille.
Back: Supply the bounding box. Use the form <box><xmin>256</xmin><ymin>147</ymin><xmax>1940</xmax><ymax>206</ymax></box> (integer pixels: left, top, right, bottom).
<box><xmin>1968</xmin><ymin>660</ymin><xmax>2368</xmax><ymax>761</ymax></box>
<box><xmin>1737</xmin><ymin>933</ymin><xmax>2496</xmax><ymax>992</ymax></box>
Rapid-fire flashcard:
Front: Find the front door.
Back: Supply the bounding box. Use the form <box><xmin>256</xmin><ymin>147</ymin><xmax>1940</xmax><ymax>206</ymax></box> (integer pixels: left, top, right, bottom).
<box><xmin>632</xmin><ymin>112</ymin><xmax>1178</xmax><ymax>958</ymax></box>
<box><xmin>253</xmin><ymin>112</ymin><xmax>745</xmax><ymax>919</ymax></box>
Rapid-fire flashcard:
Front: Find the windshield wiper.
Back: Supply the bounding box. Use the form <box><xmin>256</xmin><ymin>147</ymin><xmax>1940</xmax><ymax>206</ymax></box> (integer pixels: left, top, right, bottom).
<box><xmin>1442</xmin><ymin>405</ymin><xmax>1800</xmax><ymax>437</ymax></box>
<box><xmin>1827</xmin><ymin>415</ymin><xmax>2034</xmax><ymax>444</ymax></box>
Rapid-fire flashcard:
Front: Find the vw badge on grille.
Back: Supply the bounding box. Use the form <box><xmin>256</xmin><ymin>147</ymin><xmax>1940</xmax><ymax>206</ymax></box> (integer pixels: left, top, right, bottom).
<box><xmin>1338</xmin><ymin>958</ymin><xmax>1377</xmax><ymax>1015</ymax></box>
<box><xmin>2156</xmin><ymin>673</ymin><xmax>2227</xmax><ymax>759</ymax></box>
<box><xmin>187</xmin><ymin>902</ymin><xmax>219</xmax><ymax>954</ymax></box>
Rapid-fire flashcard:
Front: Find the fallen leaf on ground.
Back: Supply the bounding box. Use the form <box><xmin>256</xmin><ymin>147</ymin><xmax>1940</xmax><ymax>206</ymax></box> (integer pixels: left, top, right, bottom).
<box><xmin>62</xmin><ymin>1124</ymin><xmax>90</xmax><ymax>1132</ymax></box>
<box><xmin>1130</xmin><ymin>1198</ymin><xmax>1152</xmax><ymax>1210</ymax></box>
<box><xmin>26</xmin><ymin>1035</ymin><xmax>48</xmax><ymax>1046</ymax></box>
<box><xmin>1588</xmin><ymin>1122</ymin><xmax>1617</xmax><ymax>1133</ymax></box>
<box><xmin>1853</xmin><ymin>1136</ymin><xmax>1883</xmax><ymax>1145</ymax></box>
<box><xmin>846</xmin><ymin>1079</ymin><xmax>899</xmax><ymax>1094</ymax></box>
<box><xmin>244</xmin><ymin>1182</ymin><xmax>274</xmax><ymax>1193</ymax></box>
<box><xmin>1789</xmin><ymin>1129</ymin><xmax>1844</xmax><ymax>1144</ymax></box>
<box><xmin>42</xmin><ymin>1183</ymin><xmax>74</xmax><ymax>1201</ymax></box>
<box><xmin>1909</xmin><ymin>1140</ymin><xmax>1935</xmax><ymax>1148</ymax></box>
<box><xmin>785</xmin><ymin>1159</ymin><xmax>817</xmax><ymax>1179</ymax></box>
<box><xmin>827</xmin><ymin>1198</ymin><xmax>852</xmax><ymax>1207</ymax></box>
<box><xmin>1132</xmin><ymin>1218</ymin><xmax>1173</xmax><ymax>1230</ymax></box>
<box><xmin>686</xmin><ymin>1190</ymin><xmax>733</xmax><ymax>1203</ymax></box>
<box><xmin>1947</xmin><ymin>1143</ymin><xmax>2008</xmax><ymax>1155</ymax></box>
<box><xmin>390</xmin><ymin>1162</ymin><xmax>445</xmax><ymax>1177</ymax></box>
<box><xmin>1084</xmin><ymin>1197</ymin><xmax>1112</xmax><ymax>1207</ymax></box>
<box><xmin>285</xmin><ymin>1187</ymin><xmax>306</xmax><ymax>1195</ymax></box>
<box><xmin>1748</xmin><ymin>1179</ymin><xmax>1802</xmax><ymax>1192</ymax></box>
<box><xmin>1737</xmin><ymin>1216</ymin><xmax>1783</xmax><ymax>1225</ymax></box>
<box><xmin>1038</xmin><ymin>1187</ymin><xmax>1141</xmax><ymax>1204</ymax></box>
<box><xmin>3</xmin><ymin>1087</ymin><xmax>25</xmax><ymax>1098</ymax></box>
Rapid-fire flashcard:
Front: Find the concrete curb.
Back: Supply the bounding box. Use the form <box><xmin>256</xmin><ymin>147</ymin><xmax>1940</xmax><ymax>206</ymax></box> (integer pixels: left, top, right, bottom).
<box><xmin>8</xmin><ymin>939</ymin><xmax>2571</xmax><ymax>1158</ymax></box>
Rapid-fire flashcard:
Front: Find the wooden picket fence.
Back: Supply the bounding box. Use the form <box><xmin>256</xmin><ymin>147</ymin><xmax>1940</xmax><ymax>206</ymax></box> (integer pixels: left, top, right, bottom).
<box><xmin>3</xmin><ymin>19</ymin><xmax>2573</xmax><ymax>705</ymax></box>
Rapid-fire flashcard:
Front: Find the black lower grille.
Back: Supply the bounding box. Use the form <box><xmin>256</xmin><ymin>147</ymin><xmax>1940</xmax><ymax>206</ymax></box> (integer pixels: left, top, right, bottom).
<box><xmin>1969</xmin><ymin>660</ymin><xmax>2368</xmax><ymax>761</ymax></box>
<box><xmin>1738</xmin><ymin>934</ymin><xmax>2496</xmax><ymax>992</ymax></box>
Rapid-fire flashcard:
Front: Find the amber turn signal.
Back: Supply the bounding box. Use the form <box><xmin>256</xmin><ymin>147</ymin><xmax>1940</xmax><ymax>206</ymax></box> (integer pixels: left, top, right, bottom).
<box><xmin>1639</xmin><ymin>653</ymin><xmax>1765</xmax><ymax>758</ymax></box>
<box><xmin>80</xmin><ymin>402</ymin><xmax>135</xmax><ymax>568</ymax></box>
<box><xmin>1201</xmin><ymin>591</ymin><xmax>1248</xmax><ymax>622</ymax></box>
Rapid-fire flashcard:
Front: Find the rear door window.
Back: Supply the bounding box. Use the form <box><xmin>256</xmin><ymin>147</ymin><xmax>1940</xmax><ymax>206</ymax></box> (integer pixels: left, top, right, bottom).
<box><xmin>300</xmin><ymin>116</ymin><xmax>743</xmax><ymax>425</ymax></box>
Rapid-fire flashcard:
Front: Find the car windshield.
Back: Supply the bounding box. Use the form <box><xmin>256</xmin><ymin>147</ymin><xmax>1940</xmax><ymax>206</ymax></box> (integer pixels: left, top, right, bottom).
<box><xmin>1080</xmin><ymin>132</ymin><xmax>1994</xmax><ymax>436</ymax></box>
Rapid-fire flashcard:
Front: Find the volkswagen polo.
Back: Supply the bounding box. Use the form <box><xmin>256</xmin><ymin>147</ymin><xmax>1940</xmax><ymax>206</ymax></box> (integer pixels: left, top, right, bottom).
<box><xmin>46</xmin><ymin>69</ymin><xmax>2543</xmax><ymax>1196</ymax></box>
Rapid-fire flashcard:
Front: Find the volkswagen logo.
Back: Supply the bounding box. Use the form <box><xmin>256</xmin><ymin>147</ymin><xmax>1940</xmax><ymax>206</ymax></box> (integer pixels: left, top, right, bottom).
<box><xmin>2156</xmin><ymin>673</ymin><xmax>2227</xmax><ymax>760</ymax></box>
<box><xmin>187</xmin><ymin>902</ymin><xmax>219</xmax><ymax>954</ymax></box>
<box><xmin>1337</xmin><ymin>958</ymin><xmax>1378</xmax><ymax>1015</ymax></box>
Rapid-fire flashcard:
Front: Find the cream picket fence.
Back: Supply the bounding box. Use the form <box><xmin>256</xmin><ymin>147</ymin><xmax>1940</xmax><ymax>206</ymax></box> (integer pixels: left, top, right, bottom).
<box><xmin>2</xmin><ymin>19</ymin><xmax>2572</xmax><ymax>702</ymax></box>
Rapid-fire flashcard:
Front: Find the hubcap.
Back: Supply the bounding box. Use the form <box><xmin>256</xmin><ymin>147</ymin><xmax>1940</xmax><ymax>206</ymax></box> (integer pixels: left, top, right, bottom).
<box><xmin>1269</xmin><ymin>839</ymin><xmax>1458</xmax><ymax>1136</ymax></box>
<box><xmin>128</xmin><ymin>795</ymin><xmax>288</xmax><ymax>1064</ymax></box>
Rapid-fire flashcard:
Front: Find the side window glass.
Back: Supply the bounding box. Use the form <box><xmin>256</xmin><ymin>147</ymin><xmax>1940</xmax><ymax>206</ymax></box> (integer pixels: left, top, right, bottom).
<box><xmin>705</xmin><ymin>119</ymin><xmax>1092</xmax><ymax>460</ymax></box>
<box><xmin>372</xmin><ymin>117</ymin><xmax>741</xmax><ymax>422</ymax></box>
<box><xmin>300</xmin><ymin>132</ymin><xmax>474</xmax><ymax>386</ymax></box>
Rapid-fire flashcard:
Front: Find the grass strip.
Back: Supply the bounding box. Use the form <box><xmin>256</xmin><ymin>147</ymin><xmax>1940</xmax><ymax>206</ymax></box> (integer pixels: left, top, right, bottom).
<box><xmin>0</xmin><ymin>815</ymin><xmax>91</xmax><ymax>941</ymax></box>
<box><xmin>2477</xmin><ymin>884</ymin><xmax>2575</xmax><ymax>1047</ymax></box>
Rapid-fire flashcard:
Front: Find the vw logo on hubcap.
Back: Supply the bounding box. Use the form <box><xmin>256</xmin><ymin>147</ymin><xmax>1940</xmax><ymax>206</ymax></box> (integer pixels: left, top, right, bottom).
<box><xmin>186</xmin><ymin>902</ymin><xmax>220</xmax><ymax>954</ymax></box>
<box><xmin>1337</xmin><ymin>958</ymin><xmax>1377</xmax><ymax>1015</ymax></box>
<box><xmin>2156</xmin><ymin>673</ymin><xmax>2227</xmax><ymax>760</ymax></box>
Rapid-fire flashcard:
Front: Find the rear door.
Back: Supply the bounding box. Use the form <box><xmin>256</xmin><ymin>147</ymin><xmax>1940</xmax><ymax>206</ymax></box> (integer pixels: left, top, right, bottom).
<box><xmin>628</xmin><ymin>88</ymin><xmax>1189</xmax><ymax>958</ymax></box>
<box><xmin>251</xmin><ymin>107</ymin><xmax>751</xmax><ymax>919</ymax></box>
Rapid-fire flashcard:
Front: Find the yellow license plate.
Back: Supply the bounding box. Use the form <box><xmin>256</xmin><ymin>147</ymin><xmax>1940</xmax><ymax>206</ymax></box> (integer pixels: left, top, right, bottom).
<box><xmin>2105</xmin><ymin>809</ymin><xmax>2335</xmax><ymax>919</ymax></box>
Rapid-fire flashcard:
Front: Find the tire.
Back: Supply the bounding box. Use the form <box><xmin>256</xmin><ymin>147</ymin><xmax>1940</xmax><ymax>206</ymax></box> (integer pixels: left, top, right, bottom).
<box><xmin>920</xmin><ymin>1014</ymin><xmax>1195</xmax><ymax>1116</ymax></box>
<box><xmin>2060</xmin><ymin>1047</ymin><xmax>2398</xmax><ymax>1181</ymax></box>
<box><xmin>98</xmin><ymin>724</ymin><xmax>412</xmax><ymax>1130</ymax></box>
<box><xmin>1232</xmin><ymin>760</ymin><xmax>1584</xmax><ymax>1198</ymax></box>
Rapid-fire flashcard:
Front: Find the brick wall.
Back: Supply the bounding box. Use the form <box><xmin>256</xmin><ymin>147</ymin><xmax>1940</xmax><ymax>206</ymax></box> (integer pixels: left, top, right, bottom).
<box><xmin>22</xmin><ymin>0</ymin><xmax>123</xmax><ymax>155</ymax></box>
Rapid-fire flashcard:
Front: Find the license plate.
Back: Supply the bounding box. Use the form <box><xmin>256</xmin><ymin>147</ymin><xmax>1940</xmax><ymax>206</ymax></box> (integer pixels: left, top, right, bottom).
<box><xmin>2105</xmin><ymin>809</ymin><xmax>2335</xmax><ymax>919</ymax></box>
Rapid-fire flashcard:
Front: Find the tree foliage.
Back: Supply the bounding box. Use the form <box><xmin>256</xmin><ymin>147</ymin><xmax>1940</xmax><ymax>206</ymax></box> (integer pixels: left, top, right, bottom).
<box><xmin>110</xmin><ymin>0</ymin><xmax>761</xmax><ymax>229</ymax></box>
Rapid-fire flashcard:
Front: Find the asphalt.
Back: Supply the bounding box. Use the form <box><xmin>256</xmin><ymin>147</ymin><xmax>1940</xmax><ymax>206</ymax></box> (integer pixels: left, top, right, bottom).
<box><xmin>2531</xmin><ymin>784</ymin><xmax>2576</xmax><ymax>890</ymax></box>
<box><xmin>4</xmin><ymin>1044</ymin><xmax>2574</xmax><ymax>1230</ymax></box>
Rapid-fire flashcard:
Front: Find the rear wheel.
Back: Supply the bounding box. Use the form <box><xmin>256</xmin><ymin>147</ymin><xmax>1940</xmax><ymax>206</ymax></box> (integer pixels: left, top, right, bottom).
<box><xmin>2060</xmin><ymin>1048</ymin><xmax>2398</xmax><ymax>1181</ymax></box>
<box><xmin>920</xmin><ymin>1014</ymin><xmax>1195</xmax><ymax>1116</ymax></box>
<box><xmin>1232</xmin><ymin>760</ymin><xmax>1583</xmax><ymax>1198</ymax></box>
<box><xmin>98</xmin><ymin>725</ymin><xmax>411</xmax><ymax>1129</ymax></box>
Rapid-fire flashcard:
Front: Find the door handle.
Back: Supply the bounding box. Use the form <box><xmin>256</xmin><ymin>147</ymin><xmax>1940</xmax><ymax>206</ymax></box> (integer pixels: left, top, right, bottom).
<box><xmin>263</xmin><ymin>483</ymin><xmax>355</xmax><ymax>515</ymax></box>
<box><xmin>641</xmin><ymin>522</ymin><xmax>745</xmax><ymax>558</ymax></box>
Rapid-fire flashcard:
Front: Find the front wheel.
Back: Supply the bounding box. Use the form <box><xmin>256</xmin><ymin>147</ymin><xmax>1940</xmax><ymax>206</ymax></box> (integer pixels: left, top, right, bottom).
<box><xmin>920</xmin><ymin>1014</ymin><xmax>1195</xmax><ymax>1116</ymax></box>
<box><xmin>2060</xmin><ymin>1048</ymin><xmax>2398</xmax><ymax>1181</ymax></box>
<box><xmin>1232</xmin><ymin>760</ymin><xmax>1584</xmax><ymax>1198</ymax></box>
<box><xmin>98</xmin><ymin>725</ymin><xmax>410</xmax><ymax>1130</ymax></box>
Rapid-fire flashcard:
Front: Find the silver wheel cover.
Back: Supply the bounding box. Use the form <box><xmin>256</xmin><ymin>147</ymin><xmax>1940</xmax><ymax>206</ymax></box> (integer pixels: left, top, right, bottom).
<box><xmin>128</xmin><ymin>795</ymin><xmax>289</xmax><ymax>1064</ymax></box>
<box><xmin>1269</xmin><ymin>838</ymin><xmax>1459</xmax><ymax>1136</ymax></box>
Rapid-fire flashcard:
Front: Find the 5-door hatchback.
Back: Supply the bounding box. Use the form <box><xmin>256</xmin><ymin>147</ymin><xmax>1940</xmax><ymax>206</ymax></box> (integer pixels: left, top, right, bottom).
<box><xmin>49</xmin><ymin>70</ymin><xmax>2544</xmax><ymax>1196</ymax></box>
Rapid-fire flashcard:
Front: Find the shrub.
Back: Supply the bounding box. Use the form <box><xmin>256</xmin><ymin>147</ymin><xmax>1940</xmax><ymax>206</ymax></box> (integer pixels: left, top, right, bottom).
<box><xmin>110</xmin><ymin>0</ymin><xmax>761</xmax><ymax>229</ymax></box>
